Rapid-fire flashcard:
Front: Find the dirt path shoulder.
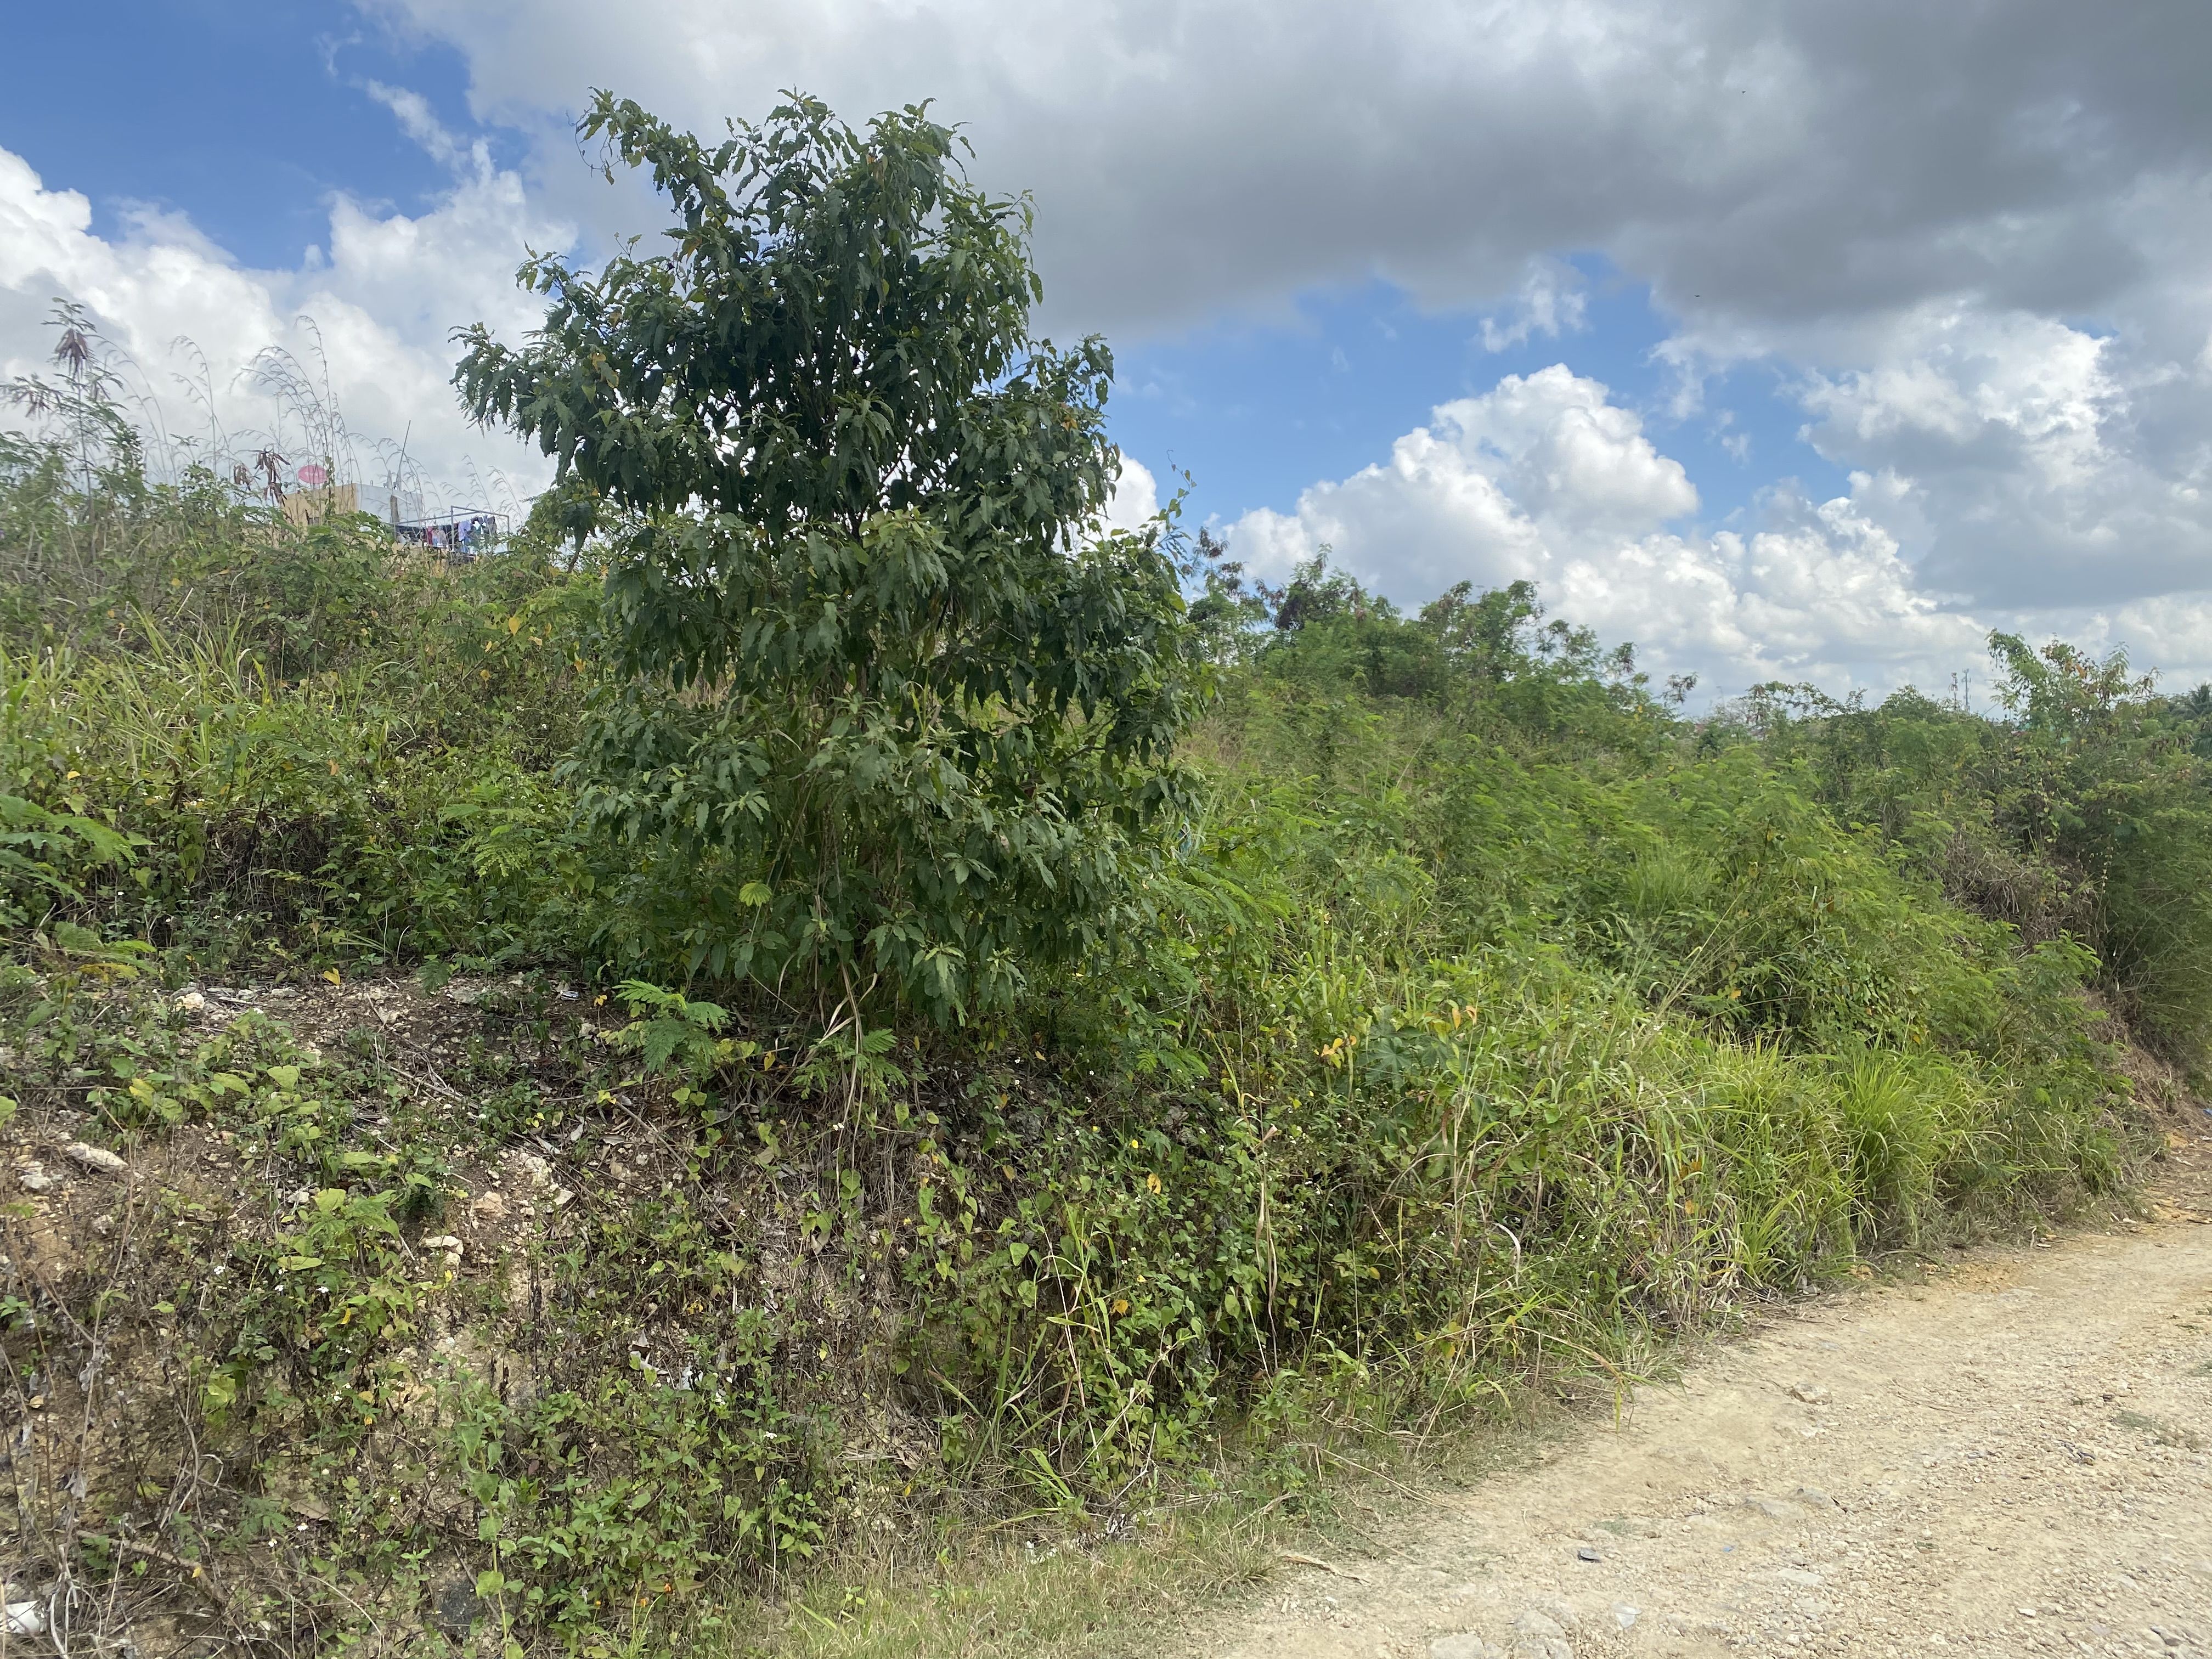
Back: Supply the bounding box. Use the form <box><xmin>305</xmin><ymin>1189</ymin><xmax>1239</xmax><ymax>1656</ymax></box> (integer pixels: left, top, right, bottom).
<box><xmin>1190</xmin><ymin>1124</ymin><xmax>2212</xmax><ymax>1659</ymax></box>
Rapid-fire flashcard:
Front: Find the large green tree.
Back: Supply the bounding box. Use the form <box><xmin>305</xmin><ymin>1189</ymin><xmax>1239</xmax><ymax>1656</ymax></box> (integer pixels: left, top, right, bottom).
<box><xmin>456</xmin><ymin>92</ymin><xmax>1200</xmax><ymax>1022</ymax></box>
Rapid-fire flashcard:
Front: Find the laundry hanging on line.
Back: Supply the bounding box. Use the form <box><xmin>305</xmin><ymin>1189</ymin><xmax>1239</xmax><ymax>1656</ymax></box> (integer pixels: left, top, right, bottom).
<box><xmin>394</xmin><ymin>513</ymin><xmax>503</xmax><ymax>561</ymax></box>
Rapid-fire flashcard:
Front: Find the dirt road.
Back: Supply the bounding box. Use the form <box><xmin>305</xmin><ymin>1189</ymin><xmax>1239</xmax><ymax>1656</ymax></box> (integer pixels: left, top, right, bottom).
<box><xmin>1195</xmin><ymin>1125</ymin><xmax>2212</xmax><ymax>1659</ymax></box>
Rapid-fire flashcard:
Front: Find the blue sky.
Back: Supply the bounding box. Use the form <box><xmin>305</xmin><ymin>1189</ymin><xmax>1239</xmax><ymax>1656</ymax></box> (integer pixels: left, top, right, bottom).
<box><xmin>1109</xmin><ymin>272</ymin><xmax>1849</xmax><ymax>544</ymax></box>
<box><xmin>4</xmin><ymin>1</ymin><xmax>2210</xmax><ymax>696</ymax></box>
<box><xmin>0</xmin><ymin>3</ymin><xmax>485</xmax><ymax>268</ymax></box>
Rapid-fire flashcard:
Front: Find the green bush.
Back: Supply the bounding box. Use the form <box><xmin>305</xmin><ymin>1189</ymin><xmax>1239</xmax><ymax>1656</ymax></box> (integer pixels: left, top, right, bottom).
<box><xmin>456</xmin><ymin>93</ymin><xmax>1204</xmax><ymax>1024</ymax></box>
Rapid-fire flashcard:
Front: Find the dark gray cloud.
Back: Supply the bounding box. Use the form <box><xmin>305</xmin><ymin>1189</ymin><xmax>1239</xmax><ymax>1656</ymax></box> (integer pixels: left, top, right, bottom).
<box><xmin>371</xmin><ymin>0</ymin><xmax>2212</xmax><ymax>338</ymax></box>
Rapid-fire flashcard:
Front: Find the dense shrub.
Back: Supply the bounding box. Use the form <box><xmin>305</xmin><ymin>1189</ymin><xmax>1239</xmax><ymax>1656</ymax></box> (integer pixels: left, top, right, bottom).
<box><xmin>455</xmin><ymin>94</ymin><xmax>1204</xmax><ymax>1024</ymax></box>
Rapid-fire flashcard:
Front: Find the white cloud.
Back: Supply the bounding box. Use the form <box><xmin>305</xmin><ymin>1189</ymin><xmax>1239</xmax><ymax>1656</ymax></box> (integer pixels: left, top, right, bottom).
<box><xmin>1231</xmin><ymin>366</ymin><xmax>1695</xmax><ymax>600</ymax></box>
<box><xmin>1479</xmin><ymin>259</ymin><xmax>1590</xmax><ymax>353</ymax></box>
<box><xmin>1217</xmin><ymin>366</ymin><xmax>2209</xmax><ymax>698</ymax></box>
<box><xmin>1101</xmin><ymin>453</ymin><xmax>1160</xmax><ymax>535</ymax></box>
<box><xmin>0</xmin><ymin>111</ymin><xmax>566</xmax><ymax>516</ymax></box>
<box><xmin>1786</xmin><ymin>302</ymin><xmax>2212</xmax><ymax>610</ymax></box>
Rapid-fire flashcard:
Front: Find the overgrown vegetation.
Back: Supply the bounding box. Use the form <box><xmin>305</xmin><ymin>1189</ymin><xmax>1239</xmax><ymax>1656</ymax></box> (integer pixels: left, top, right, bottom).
<box><xmin>0</xmin><ymin>93</ymin><xmax>2198</xmax><ymax>1658</ymax></box>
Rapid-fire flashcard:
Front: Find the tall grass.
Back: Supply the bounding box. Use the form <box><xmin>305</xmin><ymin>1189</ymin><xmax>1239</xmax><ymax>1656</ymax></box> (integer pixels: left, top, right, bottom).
<box><xmin>0</xmin><ymin>442</ymin><xmax>2169</xmax><ymax>1652</ymax></box>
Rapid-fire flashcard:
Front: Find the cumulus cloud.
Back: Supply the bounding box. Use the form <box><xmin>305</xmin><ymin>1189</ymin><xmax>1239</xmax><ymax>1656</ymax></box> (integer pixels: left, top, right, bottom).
<box><xmin>1231</xmin><ymin>366</ymin><xmax>1694</xmax><ymax>597</ymax></box>
<box><xmin>0</xmin><ymin>107</ymin><xmax>565</xmax><ymax>512</ymax></box>
<box><xmin>1101</xmin><ymin>453</ymin><xmax>1160</xmax><ymax>537</ymax></box>
<box><xmin>1220</xmin><ymin>366</ymin><xmax>2177</xmax><ymax>697</ymax></box>
<box><xmin>1788</xmin><ymin>303</ymin><xmax>2212</xmax><ymax>610</ymax></box>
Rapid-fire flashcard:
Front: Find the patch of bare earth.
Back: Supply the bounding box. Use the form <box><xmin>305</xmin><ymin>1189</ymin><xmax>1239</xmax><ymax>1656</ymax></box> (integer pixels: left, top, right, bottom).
<box><xmin>1</xmin><ymin>972</ymin><xmax>936</xmax><ymax>1651</ymax></box>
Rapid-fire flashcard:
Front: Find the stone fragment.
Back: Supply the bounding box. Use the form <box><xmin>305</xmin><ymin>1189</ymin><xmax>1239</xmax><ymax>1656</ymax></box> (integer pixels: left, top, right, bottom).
<box><xmin>19</xmin><ymin>1167</ymin><xmax>56</xmax><ymax>1194</ymax></box>
<box><xmin>433</xmin><ymin>1576</ymin><xmax>484</xmax><ymax>1638</ymax></box>
<box><xmin>63</xmin><ymin>1141</ymin><xmax>127</xmax><ymax>1176</ymax></box>
<box><xmin>1509</xmin><ymin>1608</ymin><xmax>1575</xmax><ymax>1658</ymax></box>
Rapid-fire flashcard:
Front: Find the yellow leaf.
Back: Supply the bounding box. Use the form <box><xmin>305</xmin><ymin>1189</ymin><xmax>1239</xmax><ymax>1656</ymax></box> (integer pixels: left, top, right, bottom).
<box><xmin>1112</xmin><ymin>1297</ymin><xmax>1130</xmax><ymax>1314</ymax></box>
<box><xmin>1145</xmin><ymin>1172</ymin><xmax>1161</xmax><ymax>1194</ymax></box>
<box><xmin>324</xmin><ymin>969</ymin><xmax>342</xmax><ymax>986</ymax></box>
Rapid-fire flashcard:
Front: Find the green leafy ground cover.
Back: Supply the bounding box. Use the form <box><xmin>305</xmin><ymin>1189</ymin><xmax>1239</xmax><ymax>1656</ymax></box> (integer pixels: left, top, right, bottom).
<box><xmin>1</xmin><ymin>96</ymin><xmax>2203</xmax><ymax>1658</ymax></box>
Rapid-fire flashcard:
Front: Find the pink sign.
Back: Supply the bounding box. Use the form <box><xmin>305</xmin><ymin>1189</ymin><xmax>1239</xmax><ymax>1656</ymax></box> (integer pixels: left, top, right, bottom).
<box><xmin>296</xmin><ymin>464</ymin><xmax>329</xmax><ymax>487</ymax></box>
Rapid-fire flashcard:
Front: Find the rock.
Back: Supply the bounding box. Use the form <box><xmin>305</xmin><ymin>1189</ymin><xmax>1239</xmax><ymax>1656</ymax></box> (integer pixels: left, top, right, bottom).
<box><xmin>1430</xmin><ymin>1637</ymin><xmax>1503</xmax><ymax>1659</ymax></box>
<box><xmin>63</xmin><ymin>1142</ymin><xmax>127</xmax><ymax>1177</ymax></box>
<box><xmin>1787</xmin><ymin>1381</ymin><xmax>1831</xmax><ymax>1404</ymax></box>
<box><xmin>1576</xmin><ymin>1545</ymin><xmax>1602</xmax><ymax>1562</ymax></box>
<box><xmin>4</xmin><ymin>1599</ymin><xmax>44</xmax><ymax>1637</ymax></box>
<box><xmin>1794</xmin><ymin>1485</ymin><xmax>1835</xmax><ymax>1507</ymax></box>
<box><xmin>1510</xmin><ymin>1609</ymin><xmax>1575</xmax><ymax>1658</ymax></box>
<box><xmin>1612</xmin><ymin>1603</ymin><xmax>1640</xmax><ymax>1630</ymax></box>
<box><xmin>19</xmin><ymin>1167</ymin><xmax>57</xmax><ymax>1194</ymax></box>
<box><xmin>1749</xmin><ymin>1496</ymin><xmax>1807</xmax><ymax>1520</ymax></box>
<box><xmin>433</xmin><ymin>1576</ymin><xmax>484</xmax><ymax>1639</ymax></box>
<box><xmin>90</xmin><ymin>1215</ymin><xmax>114</xmax><ymax>1237</ymax></box>
<box><xmin>177</xmin><ymin>990</ymin><xmax>207</xmax><ymax>1013</ymax></box>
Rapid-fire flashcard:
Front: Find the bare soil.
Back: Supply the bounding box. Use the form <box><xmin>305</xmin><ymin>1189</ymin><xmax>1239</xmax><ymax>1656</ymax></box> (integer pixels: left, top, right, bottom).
<box><xmin>1189</xmin><ymin>1120</ymin><xmax>2212</xmax><ymax>1659</ymax></box>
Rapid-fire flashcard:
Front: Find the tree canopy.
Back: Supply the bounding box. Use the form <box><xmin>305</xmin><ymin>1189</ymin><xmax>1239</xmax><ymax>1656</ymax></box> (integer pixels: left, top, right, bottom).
<box><xmin>456</xmin><ymin>92</ymin><xmax>1201</xmax><ymax>1022</ymax></box>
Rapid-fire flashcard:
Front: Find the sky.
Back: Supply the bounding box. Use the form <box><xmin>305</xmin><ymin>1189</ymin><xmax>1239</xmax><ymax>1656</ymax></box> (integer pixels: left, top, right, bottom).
<box><xmin>3</xmin><ymin>2</ymin><xmax>2211</xmax><ymax>702</ymax></box>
